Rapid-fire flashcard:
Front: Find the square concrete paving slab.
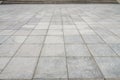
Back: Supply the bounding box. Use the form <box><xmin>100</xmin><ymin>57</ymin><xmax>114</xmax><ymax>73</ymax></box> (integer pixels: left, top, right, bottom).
<box><xmin>41</xmin><ymin>44</ymin><xmax>65</xmax><ymax>56</ymax></box>
<box><xmin>82</xmin><ymin>35</ymin><xmax>104</xmax><ymax>44</ymax></box>
<box><xmin>64</xmin><ymin>35</ymin><xmax>84</xmax><ymax>44</ymax></box>
<box><xmin>13</xmin><ymin>30</ymin><xmax>32</xmax><ymax>36</ymax></box>
<box><xmin>0</xmin><ymin>57</ymin><xmax>37</xmax><ymax>79</ymax></box>
<box><xmin>80</xmin><ymin>29</ymin><xmax>96</xmax><ymax>36</ymax></box>
<box><xmin>35</xmin><ymin>23</ymin><xmax>49</xmax><ymax>29</ymax></box>
<box><xmin>34</xmin><ymin>57</ymin><xmax>67</xmax><ymax>80</ymax></box>
<box><xmin>109</xmin><ymin>44</ymin><xmax>120</xmax><ymax>56</ymax></box>
<box><xmin>0</xmin><ymin>44</ymin><xmax>21</xmax><ymax>57</ymax></box>
<box><xmin>0</xmin><ymin>36</ymin><xmax>10</xmax><ymax>44</ymax></box>
<box><xmin>24</xmin><ymin>36</ymin><xmax>45</xmax><ymax>44</ymax></box>
<box><xmin>63</xmin><ymin>25</ymin><xmax>76</xmax><ymax>29</ymax></box>
<box><xmin>64</xmin><ymin>30</ymin><xmax>79</xmax><ymax>36</ymax></box>
<box><xmin>4</xmin><ymin>36</ymin><xmax>27</xmax><ymax>44</ymax></box>
<box><xmin>66</xmin><ymin>44</ymin><xmax>91</xmax><ymax>56</ymax></box>
<box><xmin>110</xmin><ymin>29</ymin><xmax>120</xmax><ymax>37</ymax></box>
<box><xmin>49</xmin><ymin>25</ymin><xmax>62</xmax><ymax>29</ymax></box>
<box><xmin>100</xmin><ymin>35</ymin><xmax>120</xmax><ymax>44</ymax></box>
<box><xmin>20</xmin><ymin>25</ymin><xmax>36</xmax><ymax>30</ymax></box>
<box><xmin>0</xmin><ymin>58</ymin><xmax>10</xmax><ymax>72</ymax></box>
<box><xmin>95</xmin><ymin>57</ymin><xmax>120</xmax><ymax>80</ymax></box>
<box><xmin>0</xmin><ymin>30</ymin><xmax>16</xmax><ymax>36</ymax></box>
<box><xmin>15</xmin><ymin>44</ymin><xmax>42</xmax><ymax>57</ymax></box>
<box><xmin>48</xmin><ymin>30</ymin><xmax>63</xmax><ymax>36</ymax></box>
<box><xmin>45</xmin><ymin>36</ymin><xmax>64</xmax><ymax>44</ymax></box>
<box><xmin>67</xmin><ymin>57</ymin><xmax>104</xmax><ymax>80</ymax></box>
<box><xmin>76</xmin><ymin>24</ymin><xmax>90</xmax><ymax>30</ymax></box>
<box><xmin>30</xmin><ymin>30</ymin><xmax>47</xmax><ymax>36</ymax></box>
<box><xmin>88</xmin><ymin>44</ymin><xmax>117</xmax><ymax>56</ymax></box>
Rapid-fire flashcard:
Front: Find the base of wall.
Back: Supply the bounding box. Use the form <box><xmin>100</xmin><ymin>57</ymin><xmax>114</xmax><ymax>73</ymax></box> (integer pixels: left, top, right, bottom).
<box><xmin>2</xmin><ymin>0</ymin><xmax>119</xmax><ymax>4</ymax></box>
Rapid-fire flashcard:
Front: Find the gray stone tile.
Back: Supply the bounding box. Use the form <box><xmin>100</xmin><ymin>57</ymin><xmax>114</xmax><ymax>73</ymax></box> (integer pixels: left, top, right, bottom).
<box><xmin>0</xmin><ymin>36</ymin><xmax>10</xmax><ymax>44</ymax></box>
<box><xmin>110</xmin><ymin>29</ymin><xmax>120</xmax><ymax>37</ymax></box>
<box><xmin>14</xmin><ymin>30</ymin><xmax>32</xmax><ymax>36</ymax></box>
<box><xmin>95</xmin><ymin>57</ymin><xmax>120</xmax><ymax>80</ymax></box>
<box><xmin>20</xmin><ymin>25</ymin><xmax>35</xmax><ymax>30</ymax></box>
<box><xmin>66</xmin><ymin>44</ymin><xmax>91</xmax><ymax>56</ymax></box>
<box><xmin>24</xmin><ymin>36</ymin><xmax>44</xmax><ymax>44</ymax></box>
<box><xmin>64</xmin><ymin>30</ymin><xmax>79</xmax><ymax>36</ymax></box>
<box><xmin>95</xmin><ymin>29</ymin><xmax>114</xmax><ymax>36</ymax></box>
<box><xmin>34</xmin><ymin>57</ymin><xmax>67</xmax><ymax>79</ymax></box>
<box><xmin>67</xmin><ymin>57</ymin><xmax>104</xmax><ymax>80</ymax></box>
<box><xmin>76</xmin><ymin>24</ymin><xmax>90</xmax><ymax>30</ymax></box>
<box><xmin>30</xmin><ymin>30</ymin><xmax>47</xmax><ymax>36</ymax></box>
<box><xmin>0</xmin><ymin>57</ymin><xmax>37</xmax><ymax>79</ymax></box>
<box><xmin>0</xmin><ymin>44</ymin><xmax>21</xmax><ymax>56</ymax></box>
<box><xmin>80</xmin><ymin>29</ymin><xmax>96</xmax><ymax>35</ymax></box>
<box><xmin>88</xmin><ymin>44</ymin><xmax>117</xmax><ymax>56</ymax></box>
<box><xmin>48</xmin><ymin>30</ymin><xmax>63</xmax><ymax>36</ymax></box>
<box><xmin>0</xmin><ymin>30</ymin><xmax>16</xmax><ymax>35</ymax></box>
<box><xmin>101</xmin><ymin>35</ymin><xmax>120</xmax><ymax>44</ymax></box>
<box><xmin>0</xmin><ymin>58</ymin><xmax>10</xmax><ymax>72</ymax></box>
<box><xmin>82</xmin><ymin>35</ymin><xmax>104</xmax><ymax>44</ymax></box>
<box><xmin>64</xmin><ymin>35</ymin><xmax>84</xmax><ymax>44</ymax></box>
<box><xmin>35</xmin><ymin>23</ymin><xmax>49</xmax><ymax>29</ymax></box>
<box><xmin>4</xmin><ymin>36</ymin><xmax>27</xmax><ymax>44</ymax></box>
<box><xmin>49</xmin><ymin>25</ymin><xmax>62</xmax><ymax>29</ymax></box>
<box><xmin>45</xmin><ymin>36</ymin><xmax>64</xmax><ymax>44</ymax></box>
<box><xmin>63</xmin><ymin>25</ymin><xmax>76</xmax><ymax>29</ymax></box>
<box><xmin>109</xmin><ymin>44</ymin><xmax>120</xmax><ymax>56</ymax></box>
<box><xmin>15</xmin><ymin>44</ymin><xmax>42</xmax><ymax>57</ymax></box>
<box><xmin>41</xmin><ymin>44</ymin><xmax>65</xmax><ymax>56</ymax></box>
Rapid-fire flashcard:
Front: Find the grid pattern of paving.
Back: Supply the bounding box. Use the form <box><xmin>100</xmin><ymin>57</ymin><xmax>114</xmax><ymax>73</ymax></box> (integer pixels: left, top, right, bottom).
<box><xmin>0</xmin><ymin>4</ymin><xmax>120</xmax><ymax>80</ymax></box>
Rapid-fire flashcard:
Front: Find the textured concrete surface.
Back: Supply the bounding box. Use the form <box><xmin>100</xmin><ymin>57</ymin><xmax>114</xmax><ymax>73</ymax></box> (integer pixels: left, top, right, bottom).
<box><xmin>2</xmin><ymin>0</ymin><xmax>119</xmax><ymax>4</ymax></box>
<box><xmin>0</xmin><ymin>4</ymin><xmax>120</xmax><ymax>80</ymax></box>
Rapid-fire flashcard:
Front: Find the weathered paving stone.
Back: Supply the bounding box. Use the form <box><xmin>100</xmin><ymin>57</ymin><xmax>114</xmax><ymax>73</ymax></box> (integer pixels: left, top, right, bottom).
<box><xmin>41</xmin><ymin>44</ymin><xmax>65</xmax><ymax>56</ymax></box>
<box><xmin>66</xmin><ymin>44</ymin><xmax>91</xmax><ymax>56</ymax></box>
<box><xmin>88</xmin><ymin>44</ymin><xmax>117</xmax><ymax>56</ymax></box>
<box><xmin>30</xmin><ymin>30</ymin><xmax>47</xmax><ymax>36</ymax></box>
<box><xmin>63</xmin><ymin>25</ymin><xmax>76</xmax><ymax>29</ymax></box>
<box><xmin>15</xmin><ymin>44</ymin><xmax>42</xmax><ymax>57</ymax></box>
<box><xmin>95</xmin><ymin>57</ymin><xmax>120</xmax><ymax>80</ymax></box>
<box><xmin>0</xmin><ymin>36</ymin><xmax>10</xmax><ymax>44</ymax></box>
<box><xmin>34</xmin><ymin>57</ymin><xmax>67</xmax><ymax>80</ymax></box>
<box><xmin>0</xmin><ymin>30</ymin><xmax>16</xmax><ymax>35</ymax></box>
<box><xmin>80</xmin><ymin>29</ymin><xmax>96</xmax><ymax>36</ymax></box>
<box><xmin>64</xmin><ymin>30</ymin><xmax>79</xmax><ymax>36</ymax></box>
<box><xmin>100</xmin><ymin>35</ymin><xmax>120</xmax><ymax>44</ymax></box>
<box><xmin>35</xmin><ymin>23</ymin><xmax>49</xmax><ymax>29</ymax></box>
<box><xmin>0</xmin><ymin>44</ymin><xmax>21</xmax><ymax>56</ymax></box>
<box><xmin>45</xmin><ymin>36</ymin><xmax>64</xmax><ymax>44</ymax></box>
<box><xmin>76</xmin><ymin>24</ymin><xmax>90</xmax><ymax>30</ymax></box>
<box><xmin>4</xmin><ymin>36</ymin><xmax>27</xmax><ymax>44</ymax></box>
<box><xmin>24</xmin><ymin>36</ymin><xmax>45</xmax><ymax>44</ymax></box>
<box><xmin>48</xmin><ymin>30</ymin><xmax>63</xmax><ymax>36</ymax></box>
<box><xmin>109</xmin><ymin>44</ymin><xmax>120</xmax><ymax>56</ymax></box>
<box><xmin>67</xmin><ymin>57</ymin><xmax>104</xmax><ymax>80</ymax></box>
<box><xmin>0</xmin><ymin>57</ymin><xmax>37</xmax><ymax>79</ymax></box>
<box><xmin>20</xmin><ymin>25</ymin><xmax>36</xmax><ymax>30</ymax></box>
<box><xmin>82</xmin><ymin>35</ymin><xmax>104</xmax><ymax>44</ymax></box>
<box><xmin>64</xmin><ymin>35</ymin><xmax>84</xmax><ymax>44</ymax></box>
<box><xmin>0</xmin><ymin>58</ymin><xmax>10</xmax><ymax>72</ymax></box>
<box><xmin>49</xmin><ymin>25</ymin><xmax>62</xmax><ymax>29</ymax></box>
<box><xmin>13</xmin><ymin>30</ymin><xmax>32</xmax><ymax>36</ymax></box>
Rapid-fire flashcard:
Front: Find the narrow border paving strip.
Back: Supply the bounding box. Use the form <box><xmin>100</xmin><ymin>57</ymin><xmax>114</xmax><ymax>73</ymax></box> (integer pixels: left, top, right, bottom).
<box><xmin>0</xmin><ymin>4</ymin><xmax>120</xmax><ymax>80</ymax></box>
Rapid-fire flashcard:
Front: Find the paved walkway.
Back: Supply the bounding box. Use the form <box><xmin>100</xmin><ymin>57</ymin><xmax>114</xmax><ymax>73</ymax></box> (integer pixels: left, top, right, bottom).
<box><xmin>0</xmin><ymin>4</ymin><xmax>120</xmax><ymax>80</ymax></box>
